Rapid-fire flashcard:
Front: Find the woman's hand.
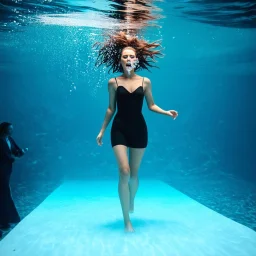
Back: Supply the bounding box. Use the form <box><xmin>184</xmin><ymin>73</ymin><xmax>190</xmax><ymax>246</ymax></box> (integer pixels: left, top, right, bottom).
<box><xmin>22</xmin><ymin>148</ymin><xmax>28</xmax><ymax>154</ymax></box>
<box><xmin>96</xmin><ymin>132</ymin><xmax>104</xmax><ymax>146</ymax></box>
<box><xmin>166</xmin><ymin>110</ymin><xmax>178</xmax><ymax>120</ymax></box>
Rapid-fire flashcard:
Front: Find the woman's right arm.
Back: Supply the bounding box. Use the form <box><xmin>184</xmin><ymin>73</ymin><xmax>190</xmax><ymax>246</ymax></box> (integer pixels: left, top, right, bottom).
<box><xmin>9</xmin><ymin>137</ymin><xmax>25</xmax><ymax>157</ymax></box>
<box><xmin>99</xmin><ymin>78</ymin><xmax>117</xmax><ymax>135</ymax></box>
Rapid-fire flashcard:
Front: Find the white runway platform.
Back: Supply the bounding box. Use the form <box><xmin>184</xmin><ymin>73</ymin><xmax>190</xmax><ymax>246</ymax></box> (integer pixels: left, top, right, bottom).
<box><xmin>0</xmin><ymin>180</ymin><xmax>255</xmax><ymax>256</ymax></box>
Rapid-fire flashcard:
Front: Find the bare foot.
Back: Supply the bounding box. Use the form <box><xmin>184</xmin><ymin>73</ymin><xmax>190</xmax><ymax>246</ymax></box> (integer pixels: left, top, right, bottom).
<box><xmin>125</xmin><ymin>221</ymin><xmax>135</xmax><ymax>233</ymax></box>
<box><xmin>129</xmin><ymin>201</ymin><xmax>134</xmax><ymax>213</ymax></box>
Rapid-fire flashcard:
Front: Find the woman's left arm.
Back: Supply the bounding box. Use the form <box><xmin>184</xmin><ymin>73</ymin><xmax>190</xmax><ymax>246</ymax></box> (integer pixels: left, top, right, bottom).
<box><xmin>9</xmin><ymin>137</ymin><xmax>27</xmax><ymax>157</ymax></box>
<box><xmin>144</xmin><ymin>77</ymin><xmax>178</xmax><ymax>119</ymax></box>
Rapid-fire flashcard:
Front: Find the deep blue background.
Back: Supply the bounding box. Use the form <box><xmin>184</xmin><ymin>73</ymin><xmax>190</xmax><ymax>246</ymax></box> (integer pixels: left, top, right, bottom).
<box><xmin>0</xmin><ymin>0</ymin><xmax>255</xmax><ymax>230</ymax></box>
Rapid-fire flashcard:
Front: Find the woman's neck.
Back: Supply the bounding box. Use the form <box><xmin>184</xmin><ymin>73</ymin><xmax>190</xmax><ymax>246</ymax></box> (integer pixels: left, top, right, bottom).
<box><xmin>122</xmin><ymin>70</ymin><xmax>136</xmax><ymax>79</ymax></box>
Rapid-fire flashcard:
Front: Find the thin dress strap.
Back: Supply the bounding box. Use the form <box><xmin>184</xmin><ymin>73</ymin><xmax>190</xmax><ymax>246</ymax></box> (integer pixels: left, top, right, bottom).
<box><xmin>115</xmin><ymin>77</ymin><xmax>119</xmax><ymax>87</ymax></box>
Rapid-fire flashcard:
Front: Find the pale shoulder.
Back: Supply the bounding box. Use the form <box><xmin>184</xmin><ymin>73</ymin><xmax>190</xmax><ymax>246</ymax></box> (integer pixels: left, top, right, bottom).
<box><xmin>143</xmin><ymin>77</ymin><xmax>151</xmax><ymax>84</ymax></box>
<box><xmin>108</xmin><ymin>77</ymin><xmax>116</xmax><ymax>85</ymax></box>
<box><xmin>108</xmin><ymin>78</ymin><xmax>117</xmax><ymax>91</ymax></box>
<box><xmin>142</xmin><ymin>77</ymin><xmax>152</xmax><ymax>89</ymax></box>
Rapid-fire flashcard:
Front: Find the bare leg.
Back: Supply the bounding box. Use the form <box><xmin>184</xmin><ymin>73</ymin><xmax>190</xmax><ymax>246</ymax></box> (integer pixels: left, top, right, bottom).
<box><xmin>118</xmin><ymin>171</ymin><xmax>133</xmax><ymax>231</ymax></box>
<box><xmin>129</xmin><ymin>176</ymin><xmax>138</xmax><ymax>213</ymax></box>
<box><xmin>113</xmin><ymin>145</ymin><xmax>134</xmax><ymax>232</ymax></box>
<box><xmin>129</xmin><ymin>148</ymin><xmax>145</xmax><ymax>213</ymax></box>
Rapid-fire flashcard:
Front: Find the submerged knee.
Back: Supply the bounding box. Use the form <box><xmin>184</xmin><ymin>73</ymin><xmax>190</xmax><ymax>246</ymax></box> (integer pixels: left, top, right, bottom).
<box><xmin>119</xmin><ymin>166</ymin><xmax>130</xmax><ymax>180</ymax></box>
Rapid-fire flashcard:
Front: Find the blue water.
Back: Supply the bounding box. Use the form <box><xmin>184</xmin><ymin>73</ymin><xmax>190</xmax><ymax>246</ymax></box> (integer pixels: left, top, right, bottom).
<box><xmin>0</xmin><ymin>0</ymin><xmax>256</xmax><ymax>239</ymax></box>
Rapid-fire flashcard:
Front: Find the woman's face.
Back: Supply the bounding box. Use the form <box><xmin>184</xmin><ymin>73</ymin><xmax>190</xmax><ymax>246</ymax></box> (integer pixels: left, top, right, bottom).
<box><xmin>120</xmin><ymin>48</ymin><xmax>138</xmax><ymax>72</ymax></box>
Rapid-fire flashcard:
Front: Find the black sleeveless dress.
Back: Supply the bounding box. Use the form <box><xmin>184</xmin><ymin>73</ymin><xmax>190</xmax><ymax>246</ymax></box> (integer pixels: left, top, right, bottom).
<box><xmin>111</xmin><ymin>77</ymin><xmax>148</xmax><ymax>148</ymax></box>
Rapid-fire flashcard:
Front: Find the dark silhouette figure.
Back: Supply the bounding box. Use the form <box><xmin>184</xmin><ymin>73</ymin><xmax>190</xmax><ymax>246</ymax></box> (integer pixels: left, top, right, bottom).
<box><xmin>0</xmin><ymin>122</ymin><xmax>27</xmax><ymax>230</ymax></box>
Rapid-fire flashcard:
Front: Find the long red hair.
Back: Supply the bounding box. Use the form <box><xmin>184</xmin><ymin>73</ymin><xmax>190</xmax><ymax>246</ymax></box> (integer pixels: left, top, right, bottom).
<box><xmin>94</xmin><ymin>31</ymin><xmax>163</xmax><ymax>73</ymax></box>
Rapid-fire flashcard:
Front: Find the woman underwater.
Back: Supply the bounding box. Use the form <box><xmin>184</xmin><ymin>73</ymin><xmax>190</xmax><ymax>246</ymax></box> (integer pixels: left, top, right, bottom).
<box><xmin>95</xmin><ymin>32</ymin><xmax>178</xmax><ymax>232</ymax></box>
